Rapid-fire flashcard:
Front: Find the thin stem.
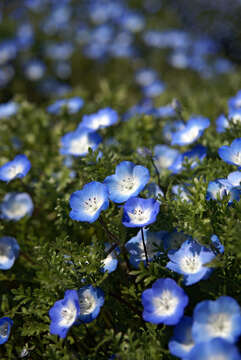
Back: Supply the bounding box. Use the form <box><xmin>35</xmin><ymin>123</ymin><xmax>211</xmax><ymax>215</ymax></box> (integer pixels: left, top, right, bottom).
<box><xmin>150</xmin><ymin>156</ymin><xmax>162</xmax><ymax>189</ymax></box>
<box><xmin>99</xmin><ymin>216</ymin><xmax>119</xmax><ymax>244</ymax></box>
<box><xmin>21</xmin><ymin>251</ymin><xmax>36</xmax><ymax>265</ymax></box>
<box><xmin>109</xmin><ymin>292</ymin><xmax>142</xmax><ymax>317</ymax></box>
<box><xmin>141</xmin><ymin>227</ymin><xmax>149</xmax><ymax>266</ymax></box>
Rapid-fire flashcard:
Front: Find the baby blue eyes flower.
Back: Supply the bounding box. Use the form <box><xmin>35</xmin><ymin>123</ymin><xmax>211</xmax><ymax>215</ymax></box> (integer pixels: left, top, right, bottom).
<box><xmin>0</xmin><ymin>317</ymin><xmax>13</xmax><ymax>345</ymax></box>
<box><xmin>227</xmin><ymin>171</ymin><xmax>241</xmax><ymax>187</ymax></box>
<box><xmin>229</xmin><ymin>89</ymin><xmax>241</xmax><ymax>111</ymax></box>
<box><xmin>100</xmin><ymin>243</ymin><xmax>119</xmax><ymax>274</ymax></box>
<box><xmin>166</xmin><ymin>239</ymin><xmax>216</xmax><ymax>286</ymax></box>
<box><xmin>49</xmin><ymin>290</ymin><xmax>80</xmax><ymax>339</ymax></box>
<box><xmin>77</xmin><ymin>285</ymin><xmax>104</xmax><ymax>323</ymax></box>
<box><xmin>60</xmin><ymin>127</ymin><xmax>102</xmax><ymax>157</ymax></box>
<box><xmin>168</xmin><ymin>316</ymin><xmax>194</xmax><ymax>358</ymax></box>
<box><xmin>0</xmin><ymin>236</ymin><xmax>20</xmax><ymax>270</ymax></box>
<box><xmin>153</xmin><ymin>145</ymin><xmax>180</xmax><ymax>173</ymax></box>
<box><xmin>192</xmin><ymin>296</ymin><xmax>241</xmax><ymax>344</ymax></box>
<box><xmin>211</xmin><ymin>234</ymin><xmax>224</xmax><ymax>254</ymax></box>
<box><xmin>126</xmin><ymin>229</ymin><xmax>166</xmax><ymax>268</ymax></box>
<box><xmin>0</xmin><ymin>101</ymin><xmax>18</xmax><ymax>119</ymax></box>
<box><xmin>171</xmin><ymin>116</ymin><xmax>210</xmax><ymax>146</ymax></box>
<box><xmin>218</xmin><ymin>138</ymin><xmax>241</xmax><ymax>167</ymax></box>
<box><xmin>80</xmin><ymin>108</ymin><xmax>118</xmax><ymax>131</ymax></box>
<box><xmin>206</xmin><ymin>179</ymin><xmax>241</xmax><ymax>204</ymax></box>
<box><xmin>186</xmin><ymin>338</ymin><xmax>241</xmax><ymax>360</ymax></box>
<box><xmin>47</xmin><ymin>97</ymin><xmax>84</xmax><ymax>114</ymax></box>
<box><xmin>69</xmin><ymin>182</ymin><xmax>109</xmax><ymax>223</ymax></box>
<box><xmin>0</xmin><ymin>192</ymin><xmax>34</xmax><ymax>221</ymax></box>
<box><xmin>104</xmin><ymin>161</ymin><xmax>150</xmax><ymax>203</ymax></box>
<box><xmin>143</xmin><ymin>80</ymin><xmax>166</xmax><ymax>98</ymax></box>
<box><xmin>216</xmin><ymin>114</ymin><xmax>229</xmax><ymax>133</ymax></box>
<box><xmin>0</xmin><ymin>155</ymin><xmax>31</xmax><ymax>182</ymax></box>
<box><xmin>122</xmin><ymin>197</ymin><xmax>160</xmax><ymax>228</ymax></box>
<box><xmin>169</xmin><ymin>145</ymin><xmax>207</xmax><ymax>174</ymax></box>
<box><xmin>141</xmin><ymin>278</ymin><xmax>189</xmax><ymax>325</ymax></box>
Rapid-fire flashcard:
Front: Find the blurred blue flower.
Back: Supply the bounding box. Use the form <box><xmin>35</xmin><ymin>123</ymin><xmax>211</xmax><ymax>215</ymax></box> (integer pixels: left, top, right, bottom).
<box><xmin>69</xmin><ymin>182</ymin><xmax>109</xmax><ymax>223</ymax></box>
<box><xmin>0</xmin><ymin>317</ymin><xmax>13</xmax><ymax>345</ymax></box>
<box><xmin>0</xmin><ymin>155</ymin><xmax>31</xmax><ymax>182</ymax></box>
<box><xmin>122</xmin><ymin>197</ymin><xmax>160</xmax><ymax>228</ymax></box>
<box><xmin>0</xmin><ymin>236</ymin><xmax>20</xmax><ymax>270</ymax></box>
<box><xmin>169</xmin><ymin>145</ymin><xmax>207</xmax><ymax>174</ymax></box>
<box><xmin>104</xmin><ymin>161</ymin><xmax>150</xmax><ymax>203</ymax></box>
<box><xmin>141</xmin><ymin>278</ymin><xmax>189</xmax><ymax>325</ymax></box>
<box><xmin>0</xmin><ymin>192</ymin><xmax>34</xmax><ymax>221</ymax></box>
<box><xmin>145</xmin><ymin>182</ymin><xmax>164</xmax><ymax>202</ymax></box>
<box><xmin>24</xmin><ymin>60</ymin><xmax>45</xmax><ymax>81</ymax></box>
<box><xmin>80</xmin><ymin>108</ymin><xmax>118</xmax><ymax>131</ymax></box>
<box><xmin>126</xmin><ymin>228</ymin><xmax>166</xmax><ymax>268</ymax></box>
<box><xmin>206</xmin><ymin>178</ymin><xmax>241</xmax><ymax>204</ymax></box>
<box><xmin>219</xmin><ymin>138</ymin><xmax>241</xmax><ymax>167</ymax></box>
<box><xmin>49</xmin><ymin>289</ymin><xmax>80</xmax><ymax>338</ymax></box>
<box><xmin>77</xmin><ymin>285</ymin><xmax>104</xmax><ymax>323</ymax></box>
<box><xmin>172</xmin><ymin>184</ymin><xmax>191</xmax><ymax>202</ymax></box>
<box><xmin>171</xmin><ymin>116</ymin><xmax>210</xmax><ymax>146</ymax></box>
<box><xmin>192</xmin><ymin>296</ymin><xmax>241</xmax><ymax>343</ymax></box>
<box><xmin>216</xmin><ymin>114</ymin><xmax>229</xmax><ymax>133</ymax></box>
<box><xmin>0</xmin><ymin>101</ymin><xmax>18</xmax><ymax>119</ymax></box>
<box><xmin>168</xmin><ymin>316</ymin><xmax>194</xmax><ymax>358</ymax></box>
<box><xmin>47</xmin><ymin>97</ymin><xmax>84</xmax><ymax>115</ymax></box>
<box><xmin>135</xmin><ymin>68</ymin><xmax>157</xmax><ymax>87</ymax></box>
<box><xmin>186</xmin><ymin>338</ymin><xmax>241</xmax><ymax>360</ymax></box>
<box><xmin>143</xmin><ymin>80</ymin><xmax>166</xmax><ymax>98</ymax></box>
<box><xmin>229</xmin><ymin>90</ymin><xmax>241</xmax><ymax>111</ymax></box>
<box><xmin>0</xmin><ymin>40</ymin><xmax>18</xmax><ymax>66</ymax></box>
<box><xmin>167</xmin><ymin>239</ymin><xmax>215</xmax><ymax>286</ymax></box>
<box><xmin>100</xmin><ymin>243</ymin><xmax>119</xmax><ymax>274</ymax></box>
<box><xmin>60</xmin><ymin>127</ymin><xmax>101</xmax><ymax>157</ymax></box>
<box><xmin>153</xmin><ymin>145</ymin><xmax>180</xmax><ymax>173</ymax></box>
<box><xmin>211</xmin><ymin>234</ymin><xmax>224</xmax><ymax>254</ymax></box>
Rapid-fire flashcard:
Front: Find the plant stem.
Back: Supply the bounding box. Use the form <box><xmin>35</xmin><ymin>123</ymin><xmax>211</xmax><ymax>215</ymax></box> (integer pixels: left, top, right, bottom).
<box><xmin>141</xmin><ymin>227</ymin><xmax>149</xmax><ymax>266</ymax></box>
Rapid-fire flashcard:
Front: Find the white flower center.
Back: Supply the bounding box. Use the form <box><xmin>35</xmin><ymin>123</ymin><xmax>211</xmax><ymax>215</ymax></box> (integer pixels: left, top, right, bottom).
<box><xmin>231</xmin><ymin>151</ymin><xmax>241</xmax><ymax>166</ymax></box>
<box><xmin>82</xmin><ymin>196</ymin><xmax>101</xmax><ymax>214</ymax></box>
<box><xmin>120</xmin><ymin>176</ymin><xmax>138</xmax><ymax>193</ymax></box>
<box><xmin>153</xmin><ymin>290</ymin><xmax>179</xmax><ymax>317</ymax></box>
<box><xmin>69</xmin><ymin>135</ymin><xmax>90</xmax><ymax>155</ymax></box>
<box><xmin>231</xmin><ymin>114</ymin><xmax>241</xmax><ymax>124</ymax></box>
<box><xmin>207</xmin><ymin>313</ymin><xmax>232</xmax><ymax>339</ymax></box>
<box><xmin>0</xmin><ymin>244</ymin><xmax>10</xmax><ymax>264</ymax></box>
<box><xmin>180</xmin><ymin>126</ymin><xmax>199</xmax><ymax>143</ymax></box>
<box><xmin>127</xmin><ymin>206</ymin><xmax>151</xmax><ymax>225</ymax></box>
<box><xmin>5</xmin><ymin>201</ymin><xmax>28</xmax><ymax>218</ymax></box>
<box><xmin>7</xmin><ymin>164</ymin><xmax>23</xmax><ymax>178</ymax></box>
<box><xmin>102</xmin><ymin>253</ymin><xmax>114</xmax><ymax>267</ymax></box>
<box><xmin>0</xmin><ymin>323</ymin><xmax>8</xmax><ymax>337</ymax></box>
<box><xmin>79</xmin><ymin>290</ymin><xmax>96</xmax><ymax>315</ymax></box>
<box><xmin>180</xmin><ymin>253</ymin><xmax>202</xmax><ymax>274</ymax></box>
<box><xmin>59</xmin><ymin>300</ymin><xmax>77</xmax><ymax>327</ymax></box>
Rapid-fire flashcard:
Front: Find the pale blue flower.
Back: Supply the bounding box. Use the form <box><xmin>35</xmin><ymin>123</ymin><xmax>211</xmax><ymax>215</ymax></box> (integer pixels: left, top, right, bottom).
<box><xmin>0</xmin><ymin>236</ymin><xmax>20</xmax><ymax>270</ymax></box>
<box><xmin>0</xmin><ymin>155</ymin><xmax>31</xmax><ymax>182</ymax></box>
<box><xmin>0</xmin><ymin>193</ymin><xmax>34</xmax><ymax>221</ymax></box>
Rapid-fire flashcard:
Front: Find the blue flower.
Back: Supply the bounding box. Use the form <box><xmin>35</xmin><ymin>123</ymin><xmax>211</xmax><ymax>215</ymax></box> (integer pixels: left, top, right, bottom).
<box><xmin>171</xmin><ymin>116</ymin><xmax>210</xmax><ymax>146</ymax></box>
<box><xmin>0</xmin><ymin>155</ymin><xmax>31</xmax><ymax>182</ymax></box>
<box><xmin>169</xmin><ymin>145</ymin><xmax>207</xmax><ymax>174</ymax></box>
<box><xmin>228</xmin><ymin>171</ymin><xmax>241</xmax><ymax>186</ymax></box>
<box><xmin>47</xmin><ymin>97</ymin><xmax>84</xmax><ymax>114</ymax></box>
<box><xmin>153</xmin><ymin>145</ymin><xmax>180</xmax><ymax>173</ymax></box>
<box><xmin>135</xmin><ymin>68</ymin><xmax>157</xmax><ymax>87</ymax></box>
<box><xmin>69</xmin><ymin>182</ymin><xmax>109</xmax><ymax>223</ymax></box>
<box><xmin>141</xmin><ymin>278</ymin><xmax>189</xmax><ymax>325</ymax></box>
<box><xmin>142</xmin><ymin>80</ymin><xmax>166</xmax><ymax>98</ymax></box>
<box><xmin>186</xmin><ymin>338</ymin><xmax>241</xmax><ymax>360</ymax></box>
<box><xmin>145</xmin><ymin>182</ymin><xmax>164</xmax><ymax>203</ymax></box>
<box><xmin>206</xmin><ymin>179</ymin><xmax>241</xmax><ymax>204</ymax></box>
<box><xmin>172</xmin><ymin>184</ymin><xmax>191</xmax><ymax>202</ymax></box>
<box><xmin>0</xmin><ymin>317</ymin><xmax>13</xmax><ymax>345</ymax></box>
<box><xmin>0</xmin><ymin>193</ymin><xmax>34</xmax><ymax>221</ymax></box>
<box><xmin>126</xmin><ymin>229</ymin><xmax>166</xmax><ymax>268</ymax></box>
<box><xmin>0</xmin><ymin>236</ymin><xmax>20</xmax><ymax>270</ymax></box>
<box><xmin>218</xmin><ymin>138</ymin><xmax>241</xmax><ymax>167</ymax></box>
<box><xmin>77</xmin><ymin>285</ymin><xmax>104</xmax><ymax>323</ymax></box>
<box><xmin>163</xmin><ymin>120</ymin><xmax>185</xmax><ymax>142</ymax></box>
<box><xmin>104</xmin><ymin>161</ymin><xmax>150</xmax><ymax>203</ymax></box>
<box><xmin>192</xmin><ymin>296</ymin><xmax>241</xmax><ymax>343</ymax></box>
<box><xmin>211</xmin><ymin>234</ymin><xmax>224</xmax><ymax>254</ymax></box>
<box><xmin>60</xmin><ymin>127</ymin><xmax>102</xmax><ymax>157</ymax></box>
<box><xmin>24</xmin><ymin>59</ymin><xmax>46</xmax><ymax>81</ymax></box>
<box><xmin>49</xmin><ymin>290</ymin><xmax>80</xmax><ymax>339</ymax></box>
<box><xmin>216</xmin><ymin>114</ymin><xmax>229</xmax><ymax>133</ymax></box>
<box><xmin>229</xmin><ymin>90</ymin><xmax>241</xmax><ymax>111</ymax></box>
<box><xmin>168</xmin><ymin>316</ymin><xmax>194</xmax><ymax>358</ymax></box>
<box><xmin>80</xmin><ymin>108</ymin><xmax>118</xmax><ymax>131</ymax></box>
<box><xmin>166</xmin><ymin>239</ymin><xmax>216</xmax><ymax>286</ymax></box>
<box><xmin>122</xmin><ymin>197</ymin><xmax>160</xmax><ymax>228</ymax></box>
<box><xmin>100</xmin><ymin>243</ymin><xmax>119</xmax><ymax>274</ymax></box>
<box><xmin>0</xmin><ymin>101</ymin><xmax>18</xmax><ymax>119</ymax></box>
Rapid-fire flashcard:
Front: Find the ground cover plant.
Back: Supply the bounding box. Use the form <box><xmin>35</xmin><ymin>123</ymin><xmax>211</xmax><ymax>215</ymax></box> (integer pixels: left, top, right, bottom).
<box><xmin>0</xmin><ymin>0</ymin><xmax>241</xmax><ymax>359</ymax></box>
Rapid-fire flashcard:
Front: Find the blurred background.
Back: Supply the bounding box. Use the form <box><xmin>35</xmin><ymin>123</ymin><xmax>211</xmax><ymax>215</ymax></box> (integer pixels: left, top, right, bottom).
<box><xmin>0</xmin><ymin>0</ymin><xmax>241</xmax><ymax>106</ymax></box>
